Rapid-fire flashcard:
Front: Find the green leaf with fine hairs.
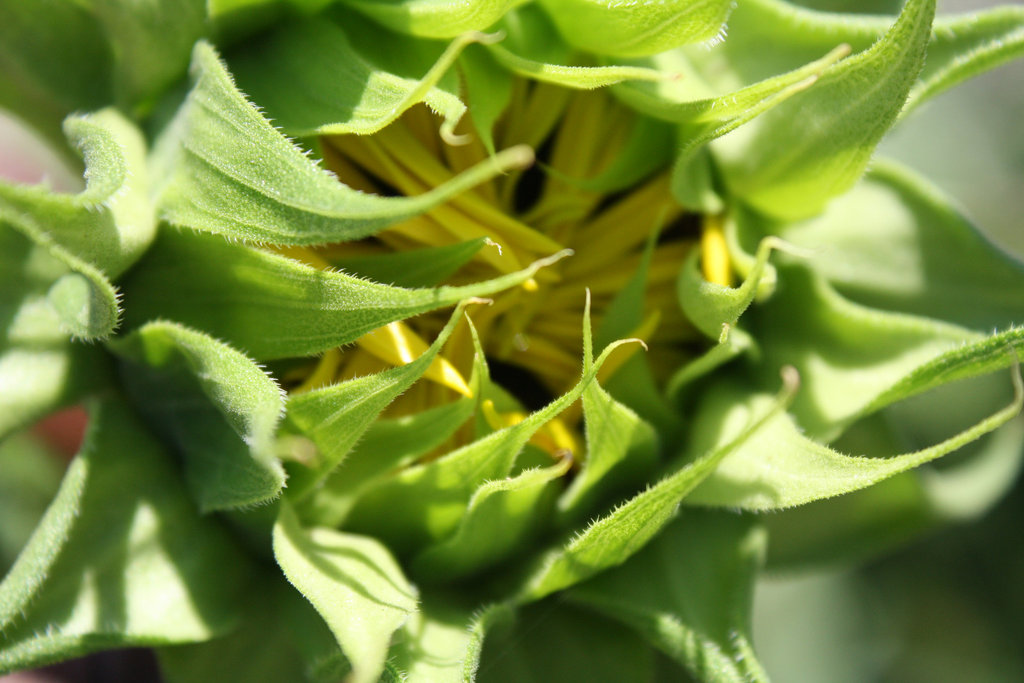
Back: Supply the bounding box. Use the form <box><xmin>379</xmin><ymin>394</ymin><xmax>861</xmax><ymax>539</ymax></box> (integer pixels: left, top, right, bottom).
<box><xmin>109</xmin><ymin>321</ymin><xmax>286</xmax><ymax>511</ymax></box>
<box><xmin>340</xmin><ymin>0</ymin><xmax>517</xmax><ymax>38</ymax></box>
<box><xmin>0</xmin><ymin>225</ymin><xmax>113</xmax><ymax>439</ymax></box>
<box><xmin>0</xmin><ymin>109</ymin><xmax>155</xmax><ymax>278</ymax></box>
<box><xmin>119</xmin><ymin>228</ymin><xmax>568</xmax><ymax>360</ymax></box>
<box><xmin>557</xmin><ymin>293</ymin><xmax>658</xmax><ymax>525</ymax></box>
<box><xmin>570</xmin><ymin>510</ymin><xmax>769</xmax><ymax>683</ymax></box>
<box><xmin>298</xmin><ymin>398</ymin><xmax>474</xmax><ymax>529</ymax></box>
<box><xmin>412</xmin><ymin>456</ymin><xmax>572</xmax><ymax>581</ymax></box>
<box><xmin>756</xmin><ymin>160</ymin><xmax>1024</xmax><ymax>331</ymax></box>
<box><xmin>514</xmin><ymin>370</ymin><xmax>797</xmax><ymax>603</ymax></box>
<box><xmin>762</xmin><ymin>411</ymin><xmax>1024</xmax><ymax>571</ymax></box>
<box><xmin>153</xmin><ymin>41</ymin><xmax>533</xmax><ymax>245</ymax></box>
<box><xmin>537</xmin><ymin>0</ymin><xmax>733</xmax><ymax>58</ymax></box>
<box><xmin>389</xmin><ymin>597</ymin><xmax>508</xmax><ymax>683</ymax></box>
<box><xmin>227</xmin><ymin>10</ymin><xmax>471</xmax><ymax>138</ymax></box>
<box><xmin>714</xmin><ymin>0</ymin><xmax>934</xmax><ymax>220</ymax></box>
<box><xmin>0</xmin><ymin>400</ymin><xmax>250</xmax><ymax>674</ymax></box>
<box><xmin>0</xmin><ymin>434</ymin><xmax>64</xmax><ymax>574</ymax></box>
<box><xmin>677</xmin><ymin>236</ymin><xmax>780</xmax><ymax>339</ymax></box>
<box><xmin>684</xmin><ymin>360</ymin><xmax>1022</xmax><ymax>510</ymax></box>
<box><xmin>719</xmin><ymin>0</ymin><xmax>1024</xmax><ymax>116</ymax></box>
<box><xmin>331</xmin><ymin>238</ymin><xmax>488</xmax><ymax>288</ymax></box>
<box><xmin>274</xmin><ymin>502</ymin><xmax>419</xmax><ymax>683</ymax></box>
<box><xmin>343</xmin><ymin>338</ymin><xmax>632</xmax><ymax>557</ymax></box>
<box><xmin>487</xmin><ymin>5</ymin><xmax>666</xmax><ymax>89</ymax></box>
<box><xmin>750</xmin><ymin>264</ymin><xmax>1012</xmax><ymax>439</ymax></box>
<box><xmin>285</xmin><ymin>305</ymin><xmax>467</xmax><ymax>498</ymax></box>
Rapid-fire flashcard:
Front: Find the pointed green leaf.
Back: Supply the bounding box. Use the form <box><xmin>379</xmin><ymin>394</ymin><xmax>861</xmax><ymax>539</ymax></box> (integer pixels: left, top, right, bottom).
<box><xmin>0</xmin><ymin>108</ymin><xmax>156</xmax><ymax>278</ymax></box>
<box><xmin>344</xmin><ymin>338</ymin><xmax>633</xmax><ymax>556</ymax></box>
<box><xmin>390</xmin><ymin>597</ymin><xmax>508</xmax><ymax>683</ymax></box>
<box><xmin>332</xmin><ymin>237</ymin><xmax>488</xmax><ymax>288</ymax></box>
<box><xmin>759</xmin><ymin>160</ymin><xmax>1024</xmax><ymax>331</ymax></box>
<box><xmin>412</xmin><ymin>456</ymin><xmax>571</xmax><ymax>581</ymax></box>
<box><xmin>120</xmin><ymin>228</ymin><xmax>568</xmax><ymax>360</ymax></box>
<box><xmin>515</xmin><ymin>371</ymin><xmax>796</xmax><ymax>603</ymax></box>
<box><xmin>685</xmin><ymin>361</ymin><xmax>1023</xmax><ymax>510</ymax></box>
<box><xmin>754</xmin><ymin>264</ymin><xmax>982</xmax><ymax>438</ymax></box>
<box><xmin>715</xmin><ymin>0</ymin><xmax>934</xmax><ymax>220</ymax></box>
<box><xmin>299</xmin><ymin>398</ymin><xmax>475</xmax><ymax>528</ymax></box>
<box><xmin>154</xmin><ymin>41</ymin><xmax>533</xmax><ymax>245</ymax></box>
<box><xmin>228</xmin><ymin>11</ymin><xmax>472</xmax><ymax>138</ymax></box>
<box><xmin>558</xmin><ymin>292</ymin><xmax>658</xmax><ymax>525</ymax></box>
<box><xmin>0</xmin><ymin>400</ymin><xmax>250</xmax><ymax>674</ymax></box>
<box><xmin>285</xmin><ymin>305</ymin><xmax>467</xmax><ymax>497</ymax></box>
<box><xmin>273</xmin><ymin>502</ymin><xmax>419</xmax><ymax>683</ymax></box>
<box><xmin>460</xmin><ymin>44</ymin><xmax>513</xmax><ymax>154</ymax></box>
<box><xmin>721</xmin><ymin>0</ymin><xmax>1024</xmax><ymax>116</ymax></box>
<box><xmin>537</xmin><ymin>0</ymin><xmax>733</xmax><ymax>58</ymax></box>
<box><xmin>340</xmin><ymin>0</ymin><xmax>516</xmax><ymax>38</ymax></box>
<box><xmin>667</xmin><ymin>325</ymin><xmax>754</xmax><ymax>403</ymax></box>
<box><xmin>487</xmin><ymin>5</ymin><xmax>666</xmax><ymax>89</ymax></box>
<box><xmin>678</xmin><ymin>236</ymin><xmax>780</xmax><ymax>338</ymax></box>
<box><xmin>570</xmin><ymin>510</ymin><xmax>769</xmax><ymax>683</ymax></box>
<box><xmin>108</xmin><ymin>321</ymin><xmax>286</xmax><ymax>511</ymax></box>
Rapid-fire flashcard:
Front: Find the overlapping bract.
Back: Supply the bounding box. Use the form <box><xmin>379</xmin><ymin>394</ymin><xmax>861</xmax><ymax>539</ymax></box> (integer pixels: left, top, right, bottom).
<box><xmin>2</xmin><ymin>1</ymin><xmax>1024</xmax><ymax>682</ymax></box>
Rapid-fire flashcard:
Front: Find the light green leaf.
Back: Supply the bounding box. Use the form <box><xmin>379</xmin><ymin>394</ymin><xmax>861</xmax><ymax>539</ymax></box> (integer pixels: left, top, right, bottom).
<box><xmin>720</xmin><ymin>0</ymin><xmax>1024</xmax><ymax>116</ymax></box>
<box><xmin>0</xmin><ymin>108</ymin><xmax>155</xmax><ymax>278</ymax></box>
<box><xmin>154</xmin><ymin>41</ymin><xmax>533</xmax><ymax>245</ymax></box>
<box><xmin>757</xmin><ymin>160</ymin><xmax>1024</xmax><ymax>331</ymax></box>
<box><xmin>569</xmin><ymin>510</ymin><xmax>769</xmax><ymax>683</ymax></box>
<box><xmin>331</xmin><ymin>237</ymin><xmax>488</xmax><ymax>288</ymax></box>
<box><xmin>273</xmin><ymin>502</ymin><xmax>419</xmax><ymax>683</ymax></box>
<box><xmin>460</xmin><ymin>44</ymin><xmax>513</xmax><ymax>154</ymax></box>
<box><xmin>667</xmin><ymin>325</ymin><xmax>754</xmax><ymax>403</ymax></box>
<box><xmin>537</xmin><ymin>0</ymin><xmax>733</xmax><ymax>57</ymax></box>
<box><xmin>763</xmin><ymin>410</ymin><xmax>1024</xmax><ymax>570</ymax></box>
<box><xmin>389</xmin><ymin>597</ymin><xmax>508</xmax><ymax>683</ymax></box>
<box><xmin>0</xmin><ymin>0</ymin><xmax>112</xmax><ymax>151</ymax></box>
<box><xmin>2</xmin><ymin>214</ymin><xmax>120</xmax><ymax>340</ymax></box>
<box><xmin>685</xmin><ymin>361</ymin><xmax>1023</xmax><ymax>510</ymax></box>
<box><xmin>86</xmin><ymin>0</ymin><xmax>207</xmax><ymax>114</ymax></box>
<box><xmin>298</xmin><ymin>398</ymin><xmax>475</xmax><ymax>529</ymax></box>
<box><xmin>0</xmin><ymin>399</ymin><xmax>249</xmax><ymax>674</ymax></box>
<box><xmin>515</xmin><ymin>370</ymin><xmax>796</xmax><ymax>603</ymax></box>
<box><xmin>109</xmin><ymin>321</ymin><xmax>286</xmax><ymax>511</ymax></box>
<box><xmin>557</xmin><ymin>292</ymin><xmax>658</xmax><ymax>525</ymax></box>
<box><xmin>677</xmin><ymin>236</ymin><xmax>780</xmax><ymax>338</ymax></box>
<box><xmin>715</xmin><ymin>0</ymin><xmax>934</xmax><ymax>220</ymax></box>
<box><xmin>905</xmin><ymin>5</ymin><xmax>1024</xmax><ymax>112</ymax></box>
<box><xmin>0</xmin><ymin>225</ymin><xmax>113</xmax><ymax>439</ymax></box>
<box><xmin>343</xmin><ymin>338</ymin><xmax>636</xmax><ymax>557</ymax></box>
<box><xmin>340</xmin><ymin>0</ymin><xmax>516</xmax><ymax>38</ymax></box>
<box><xmin>488</xmin><ymin>5</ymin><xmax>667</xmax><ymax>89</ymax></box>
<box><xmin>752</xmin><ymin>264</ymin><xmax>982</xmax><ymax>438</ymax></box>
<box><xmin>120</xmin><ymin>228</ymin><xmax>567</xmax><ymax>360</ymax></box>
<box><xmin>285</xmin><ymin>305</ymin><xmax>467</xmax><ymax>498</ymax></box>
<box><xmin>412</xmin><ymin>456</ymin><xmax>571</xmax><ymax>581</ymax></box>
<box><xmin>228</xmin><ymin>11</ymin><xmax>473</xmax><ymax>138</ymax></box>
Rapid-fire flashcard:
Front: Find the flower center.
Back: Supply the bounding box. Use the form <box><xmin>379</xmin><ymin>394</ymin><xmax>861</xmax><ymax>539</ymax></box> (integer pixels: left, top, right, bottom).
<box><xmin>280</xmin><ymin>82</ymin><xmax>727</xmax><ymax>457</ymax></box>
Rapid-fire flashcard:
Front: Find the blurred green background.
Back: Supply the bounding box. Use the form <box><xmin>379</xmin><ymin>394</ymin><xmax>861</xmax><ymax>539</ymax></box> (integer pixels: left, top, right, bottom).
<box><xmin>1</xmin><ymin>0</ymin><xmax>1022</xmax><ymax>681</ymax></box>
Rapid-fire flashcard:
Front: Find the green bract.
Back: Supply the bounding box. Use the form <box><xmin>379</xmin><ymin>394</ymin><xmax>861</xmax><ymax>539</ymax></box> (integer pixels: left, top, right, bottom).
<box><xmin>2</xmin><ymin>0</ymin><xmax>1024</xmax><ymax>681</ymax></box>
